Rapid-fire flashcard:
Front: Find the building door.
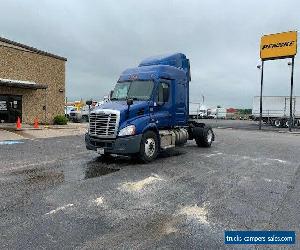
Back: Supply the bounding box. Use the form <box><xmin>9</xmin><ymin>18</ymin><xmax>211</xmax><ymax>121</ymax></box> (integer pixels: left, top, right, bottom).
<box><xmin>0</xmin><ymin>95</ymin><xmax>22</xmax><ymax>123</ymax></box>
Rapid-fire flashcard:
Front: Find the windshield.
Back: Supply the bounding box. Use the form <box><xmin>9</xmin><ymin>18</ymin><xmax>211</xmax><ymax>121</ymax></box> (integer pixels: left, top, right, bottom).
<box><xmin>111</xmin><ymin>80</ymin><xmax>154</xmax><ymax>101</ymax></box>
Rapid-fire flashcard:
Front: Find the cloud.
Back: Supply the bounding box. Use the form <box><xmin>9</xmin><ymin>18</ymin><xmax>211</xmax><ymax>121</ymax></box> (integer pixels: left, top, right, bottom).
<box><xmin>0</xmin><ymin>0</ymin><xmax>299</xmax><ymax>108</ymax></box>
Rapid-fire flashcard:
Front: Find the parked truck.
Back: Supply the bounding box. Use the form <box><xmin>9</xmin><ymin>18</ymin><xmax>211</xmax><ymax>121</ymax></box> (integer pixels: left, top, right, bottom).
<box><xmin>85</xmin><ymin>53</ymin><xmax>214</xmax><ymax>162</ymax></box>
<box><xmin>252</xmin><ymin>96</ymin><xmax>300</xmax><ymax>127</ymax></box>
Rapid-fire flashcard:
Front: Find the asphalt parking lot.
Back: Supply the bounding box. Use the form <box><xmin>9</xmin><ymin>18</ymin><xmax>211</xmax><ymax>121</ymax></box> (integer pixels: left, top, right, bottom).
<box><xmin>1</xmin><ymin>126</ymin><xmax>300</xmax><ymax>249</ymax></box>
<box><xmin>198</xmin><ymin>118</ymin><xmax>300</xmax><ymax>132</ymax></box>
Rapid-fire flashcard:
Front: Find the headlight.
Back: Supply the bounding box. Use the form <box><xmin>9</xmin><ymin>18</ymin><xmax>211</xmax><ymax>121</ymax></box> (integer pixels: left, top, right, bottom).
<box><xmin>118</xmin><ymin>125</ymin><xmax>136</xmax><ymax>137</ymax></box>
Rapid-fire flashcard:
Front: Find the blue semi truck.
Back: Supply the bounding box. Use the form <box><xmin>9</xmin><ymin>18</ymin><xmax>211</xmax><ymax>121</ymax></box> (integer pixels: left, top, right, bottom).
<box><xmin>85</xmin><ymin>53</ymin><xmax>214</xmax><ymax>162</ymax></box>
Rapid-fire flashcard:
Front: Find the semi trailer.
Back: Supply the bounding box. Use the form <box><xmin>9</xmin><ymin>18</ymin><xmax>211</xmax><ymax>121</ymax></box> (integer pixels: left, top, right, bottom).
<box><xmin>207</xmin><ymin>108</ymin><xmax>227</xmax><ymax>119</ymax></box>
<box><xmin>189</xmin><ymin>103</ymin><xmax>201</xmax><ymax>119</ymax></box>
<box><xmin>252</xmin><ymin>96</ymin><xmax>300</xmax><ymax>127</ymax></box>
<box><xmin>85</xmin><ymin>53</ymin><xmax>214</xmax><ymax>162</ymax></box>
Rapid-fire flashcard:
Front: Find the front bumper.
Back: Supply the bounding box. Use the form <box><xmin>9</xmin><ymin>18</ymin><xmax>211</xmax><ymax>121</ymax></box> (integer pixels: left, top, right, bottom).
<box><xmin>85</xmin><ymin>133</ymin><xmax>142</xmax><ymax>155</ymax></box>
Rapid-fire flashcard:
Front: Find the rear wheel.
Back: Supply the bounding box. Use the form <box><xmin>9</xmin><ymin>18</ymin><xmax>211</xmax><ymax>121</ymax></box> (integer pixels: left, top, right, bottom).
<box><xmin>195</xmin><ymin>126</ymin><xmax>214</xmax><ymax>147</ymax></box>
<box><xmin>139</xmin><ymin>131</ymin><xmax>158</xmax><ymax>163</ymax></box>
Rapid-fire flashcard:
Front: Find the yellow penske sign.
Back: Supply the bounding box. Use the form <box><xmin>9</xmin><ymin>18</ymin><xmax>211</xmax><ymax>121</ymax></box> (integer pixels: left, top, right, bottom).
<box><xmin>260</xmin><ymin>31</ymin><xmax>297</xmax><ymax>60</ymax></box>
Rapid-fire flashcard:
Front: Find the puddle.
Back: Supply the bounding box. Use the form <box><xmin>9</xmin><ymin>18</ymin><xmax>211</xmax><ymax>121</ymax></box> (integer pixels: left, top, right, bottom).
<box><xmin>159</xmin><ymin>149</ymin><xmax>186</xmax><ymax>158</ymax></box>
<box><xmin>6</xmin><ymin>156</ymin><xmax>122</xmax><ymax>187</ymax></box>
<box><xmin>84</xmin><ymin>164</ymin><xmax>119</xmax><ymax>179</ymax></box>
<box><xmin>84</xmin><ymin>157</ymin><xmax>121</xmax><ymax>179</ymax></box>
<box><xmin>2</xmin><ymin>167</ymin><xmax>65</xmax><ymax>194</ymax></box>
<box><xmin>95</xmin><ymin>154</ymin><xmax>139</xmax><ymax>166</ymax></box>
<box><xmin>26</xmin><ymin>171</ymin><xmax>65</xmax><ymax>185</ymax></box>
<box><xmin>17</xmin><ymin>168</ymin><xmax>65</xmax><ymax>186</ymax></box>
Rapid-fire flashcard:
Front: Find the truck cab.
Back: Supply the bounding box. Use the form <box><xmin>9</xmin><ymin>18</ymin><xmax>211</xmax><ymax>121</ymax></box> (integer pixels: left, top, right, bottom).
<box><xmin>85</xmin><ymin>53</ymin><xmax>214</xmax><ymax>162</ymax></box>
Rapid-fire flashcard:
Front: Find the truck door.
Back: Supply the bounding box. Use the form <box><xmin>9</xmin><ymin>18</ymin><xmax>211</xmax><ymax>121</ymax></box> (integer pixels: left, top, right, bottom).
<box><xmin>152</xmin><ymin>80</ymin><xmax>172</xmax><ymax>128</ymax></box>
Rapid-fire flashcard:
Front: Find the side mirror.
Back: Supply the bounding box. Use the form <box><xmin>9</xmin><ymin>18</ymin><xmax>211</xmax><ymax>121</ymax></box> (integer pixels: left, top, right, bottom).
<box><xmin>109</xmin><ymin>90</ymin><xmax>114</xmax><ymax>100</ymax></box>
<box><xmin>127</xmin><ymin>98</ymin><xmax>133</xmax><ymax>106</ymax></box>
<box><xmin>86</xmin><ymin>100</ymin><xmax>92</xmax><ymax>106</ymax></box>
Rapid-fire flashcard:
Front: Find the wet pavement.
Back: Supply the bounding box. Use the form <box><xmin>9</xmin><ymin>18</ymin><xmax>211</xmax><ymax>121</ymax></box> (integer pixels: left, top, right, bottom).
<box><xmin>0</xmin><ymin>130</ymin><xmax>300</xmax><ymax>249</ymax></box>
<box><xmin>0</xmin><ymin>123</ymin><xmax>87</xmax><ymax>141</ymax></box>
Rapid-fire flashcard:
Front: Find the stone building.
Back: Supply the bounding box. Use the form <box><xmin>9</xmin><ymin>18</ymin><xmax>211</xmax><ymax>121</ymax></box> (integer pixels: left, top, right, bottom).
<box><xmin>0</xmin><ymin>37</ymin><xmax>67</xmax><ymax>124</ymax></box>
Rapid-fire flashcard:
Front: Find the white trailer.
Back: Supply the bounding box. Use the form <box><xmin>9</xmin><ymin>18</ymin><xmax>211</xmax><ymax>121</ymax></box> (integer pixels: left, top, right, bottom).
<box><xmin>252</xmin><ymin>96</ymin><xmax>300</xmax><ymax>127</ymax></box>
<box><xmin>208</xmin><ymin>108</ymin><xmax>227</xmax><ymax>119</ymax></box>
<box><xmin>189</xmin><ymin>103</ymin><xmax>201</xmax><ymax>118</ymax></box>
<box><xmin>189</xmin><ymin>103</ymin><xmax>209</xmax><ymax>119</ymax></box>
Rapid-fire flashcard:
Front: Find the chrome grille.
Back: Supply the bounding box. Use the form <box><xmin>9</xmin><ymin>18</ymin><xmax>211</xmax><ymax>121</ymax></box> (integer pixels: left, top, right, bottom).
<box><xmin>89</xmin><ymin>112</ymin><xmax>118</xmax><ymax>138</ymax></box>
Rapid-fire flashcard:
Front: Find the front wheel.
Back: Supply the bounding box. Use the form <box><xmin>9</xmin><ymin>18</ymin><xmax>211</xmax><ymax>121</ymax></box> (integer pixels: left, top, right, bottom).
<box><xmin>139</xmin><ymin>131</ymin><xmax>159</xmax><ymax>163</ymax></box>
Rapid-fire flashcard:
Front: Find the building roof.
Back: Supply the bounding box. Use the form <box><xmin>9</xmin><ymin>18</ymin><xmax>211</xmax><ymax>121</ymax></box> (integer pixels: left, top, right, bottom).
<box><xmin>0</xmin><ymin>78</ymin><xmax>48</xmax><ymax>90</ymax></box>
<box><xmin>0</xmin><ymin>37</ymin><xmax>67</xmax><ymax>61</ymax></box>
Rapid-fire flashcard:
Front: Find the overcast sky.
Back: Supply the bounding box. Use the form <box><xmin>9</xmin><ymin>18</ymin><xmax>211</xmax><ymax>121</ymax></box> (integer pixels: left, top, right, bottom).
<box><xmin>1</xmin><ymin>0</ymin><xmax>299</xmax><ymax>108</ymax></box>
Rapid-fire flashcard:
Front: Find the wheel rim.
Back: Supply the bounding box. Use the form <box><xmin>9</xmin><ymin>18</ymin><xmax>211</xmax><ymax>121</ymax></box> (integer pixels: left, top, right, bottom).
<box><xmin>207</xmin><ymin>130</ymin><xmax>213</xmax><ymax>143</ymax></box>
<box><xmin>275</xmin><ymin>120</ymin><xmax>280</xmax><ymax>127</ymax></box>
<box><xmin>145</xmin><ymin>138</ymin><xmax>156</xmax><ymax>158</ymax></box>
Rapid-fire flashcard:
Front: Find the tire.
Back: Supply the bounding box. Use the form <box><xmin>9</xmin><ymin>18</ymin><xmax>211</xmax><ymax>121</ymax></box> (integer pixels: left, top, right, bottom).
<box><xmin>139</xmin><ymin>131</ymin><xmax>159</xmax><ymax>163</ymax></box>
<box><xmin>195</xmin><ymin>126</ymin><xmax>214</xmax><ymax>147</ymax></box>
<box><xmin>285</xmin><ymin>120</ymin><xmax>290</xmax><ymax>128</ymax></box>
<box><xmin>274</xmin><ymin>119</ymin><xmax>282</xmax><ymax>128</ymax></box>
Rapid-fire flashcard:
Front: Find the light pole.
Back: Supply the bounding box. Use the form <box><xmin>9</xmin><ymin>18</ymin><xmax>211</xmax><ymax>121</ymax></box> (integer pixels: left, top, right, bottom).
<box><xmin>257</xmin><ymin>62</ymin><xmax>264</xmax><ymax>130</ymax></box>
<box><xmin>288</xmin><ymin>59</ymin><xmax>295</xmax><ymax>132</ymax></box>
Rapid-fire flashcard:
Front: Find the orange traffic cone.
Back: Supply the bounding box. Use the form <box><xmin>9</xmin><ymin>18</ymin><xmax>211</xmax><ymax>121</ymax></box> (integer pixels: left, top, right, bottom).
<box><xmin>34</xmin><ymin>117</ymin><xmax>39</xmax><ymax>129</ymax></box>
<box><xmin>16</xmin><ymin>117</ymin><xmax>22</xmax><ymax>130</ymax></box>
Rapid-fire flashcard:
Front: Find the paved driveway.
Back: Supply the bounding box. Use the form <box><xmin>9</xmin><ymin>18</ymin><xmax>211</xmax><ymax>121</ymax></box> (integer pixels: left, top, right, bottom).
<box><xmin>0</xmin><ymin>129</ymin><xmax>299</xmax><ymax>249</ymax></box>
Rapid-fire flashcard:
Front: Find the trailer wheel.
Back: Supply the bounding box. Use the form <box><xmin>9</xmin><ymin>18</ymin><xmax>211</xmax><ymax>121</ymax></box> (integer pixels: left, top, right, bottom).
<box><xmin>274</xmin><ymin>119</ymin><xmax>282</xmax><ymax>128</ymax></box>
<box><xmin>285</xmin><ymin>120</ymin><xmax>290</xmax><ymax>128</ymax></box>
<box><xmin>139</xmin><ymin>131</ymin><xmax>158</xmax><ymax>163</ymax></box>
<box><xmin>195</xmin><ymin>126</ymin><xmax>214</xmax><ymax>147</ymax></box>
